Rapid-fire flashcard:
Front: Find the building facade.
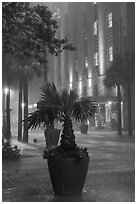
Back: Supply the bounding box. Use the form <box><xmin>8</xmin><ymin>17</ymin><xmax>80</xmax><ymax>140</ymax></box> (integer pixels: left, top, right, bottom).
<box><xmin>45</xmin><ymin>2</ymin><xmax>135</xmax><ymax>130</ymax></box>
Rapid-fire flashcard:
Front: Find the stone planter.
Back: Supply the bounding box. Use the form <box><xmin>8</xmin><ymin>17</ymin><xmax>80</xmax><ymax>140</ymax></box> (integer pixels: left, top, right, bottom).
<box><xmin>47</xmin><ymin>156</ymin><xmax>89</xmax><ymax>196</ymax></box>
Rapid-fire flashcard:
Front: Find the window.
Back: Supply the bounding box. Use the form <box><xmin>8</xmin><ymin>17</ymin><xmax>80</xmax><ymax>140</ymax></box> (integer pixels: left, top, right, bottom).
<box><xmin>108</xmin><ymin>12</ymin><xmax>112</xmax><ymax>28</ymax></box>
<box><xmin>93</xmin><ymin>20</ymin><xmax>98</xmax><ymax>35</ymax></box>
<box><xmin>108</xmin><ymin>46</ymin><xmax>113</xmax><ymax>62</ymax></box>
<box><xmin>94</xmin><ymin>52</ymin><xmax>99</xmax><ymax>66</ymax></box>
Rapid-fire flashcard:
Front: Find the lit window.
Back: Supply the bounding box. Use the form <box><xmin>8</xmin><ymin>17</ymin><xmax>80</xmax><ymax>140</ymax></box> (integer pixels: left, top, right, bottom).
<box><xmin>108</xmin><ymin>12</ymin><xmax>112</xmax><ymax>28</ymax></box>
<box><xmin>93</xmin><ymin>20</ymin><xmax>98</xmax><ymax>35</ymax></box>
<box><xmin>108</xmin><ymin>46</ymin><xmax>113</xmax><ymax>62</ymax></box>
<box><xmin>94</xmin><ymin>52</ymin><xmax>99</xmax><ymax>66</ymax></box>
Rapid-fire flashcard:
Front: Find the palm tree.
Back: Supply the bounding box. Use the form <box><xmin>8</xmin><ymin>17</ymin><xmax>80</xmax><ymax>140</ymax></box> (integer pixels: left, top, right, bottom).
<box><xmin>104</xmin><ymin>55</ymin><xmax>123</xmax><ymax>136</ymax></box>
<box><xmin>26</xmin><ymin>82</ymin><xmax>96</xmax><ymax>152</ymax></box>
<box><xmin>123</xmin><ymin>51</ymin><xmax>135</xmax><ymax>136</ymax></box>
<box><xmin>2</xmin><ymin>51</ymin><xmax>43</xmax><ymax>142</ymax></box>
<box><xmin>15</xmin><ymin>59</ymin><xmax>42</xmax><ymax>142</ymax></box>
<box><xmin>2</xmin><ymin>54</ymin><xmax>19</xmax><ymax>141</ymax></box>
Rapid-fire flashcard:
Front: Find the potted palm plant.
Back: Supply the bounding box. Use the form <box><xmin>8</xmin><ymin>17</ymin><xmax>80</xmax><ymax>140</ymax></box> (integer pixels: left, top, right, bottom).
<box><xmin>37</xmin><ymin>101</ymin><xmax>61</xmax><ymax>148</ymax></box>
<box><xmin>26</xmin><ymin>82</ymin><xmax>96</xmax><ymax>196</ymax></box>
<box><xmin>80</xmin><ymin>121</ymin><xmax>88</xmax><ymax>134</ymax></box>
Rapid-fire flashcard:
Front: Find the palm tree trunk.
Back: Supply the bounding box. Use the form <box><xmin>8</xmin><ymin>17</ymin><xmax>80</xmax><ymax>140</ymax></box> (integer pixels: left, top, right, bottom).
<box><xmin>117</xmin><ymin>85</ymin><xmax>122</xmax><ymax>136</ymax></box>
<box><xmin>6</xmin><ymin>88</ymin><xmax>11</xmax><ymax>142</ymax></box>
<box><xmin>23</xmin><ymin>75</ymin><xmax>28</xmax><ymax>143</ymax></box>
<box><xmin>60</xmin><ymin>115</ymin><xmax>76</xmax><ymax>151</ymax></box>
<box><xmin>18</xmin><ymin>76</ymin><xmax>23</xmax><ymax>141</ymax></box>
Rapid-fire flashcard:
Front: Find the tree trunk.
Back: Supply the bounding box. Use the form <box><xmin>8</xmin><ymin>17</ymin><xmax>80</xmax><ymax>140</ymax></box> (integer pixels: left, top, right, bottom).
<box><xmin>4</xmin><ymin>69</ymin><xmax>11</xmax><ymax>142</ymax></box>
<box><xmin>5</xmin><ymin>88</ymin><xmax>11</xmax><ymax>142</ymax></box>
<box><xmin>117</xmin><ymin>85</ymin><xmax>122</xmax><ymax>136</ymax></box>
<box><xmin>23</xmin><ymin>75</ymin><xmax>28</xmax><ymax>143</ymax></box>
<box><xmin>18</xmin><ymin>76</ymin><xmax>23</xmax><ymax>141</ymax></box>
<box><xmin>2</xmin><ymin>91</ymin><xmax>7</xmax><ymax>140</ymax></box>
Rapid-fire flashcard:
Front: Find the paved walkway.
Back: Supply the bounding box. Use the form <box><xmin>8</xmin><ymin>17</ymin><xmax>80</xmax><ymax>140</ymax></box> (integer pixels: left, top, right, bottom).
<box><xmin>2</xmin><ymin>131</ymin><xmax>135</xmax><ymax>202</ymax></box>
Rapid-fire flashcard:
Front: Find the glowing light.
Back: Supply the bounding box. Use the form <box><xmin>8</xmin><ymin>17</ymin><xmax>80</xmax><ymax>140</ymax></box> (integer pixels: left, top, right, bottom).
<box><xmin>108</xmin><ymin>12</ymin><xmax>112</xmax><ymax>28</ymax></box>
<box><xmin>33</xmin><ymin>103</ymin><xmax>37</xmax><ymax>108</ymax></box>
<box><xmin>28</xmin><ymin>104</ymin><xmax>33</xmax><ymax>109</ymax></box>
<box><xmin>108</xmin><ymin>46</ymin><xmax>113</xmax><ymax>62</ymax></box>
<box><xmin>69</xmin><ymin>70</ymin><xmax>73</xmax><ymax>90</ymax></box>
<box><xmin>93</xmin><ymin>20</ymin><xmax>98</xmax><ymax>36</ymax></box>
<box><xmin>52</xmin><ymin>12</ymin><xmax>57</xmax><ymax>17</ymax></box>
<box><xmin>4</xmin><ymin>88</ymin><xmax>9</xmax><ymax>95</ymax></box>
<box><xmin>28</xmin><ymin>103</ymin><xmax>37</xmax><ymax>108</ymax></box>
<box><xmin>87</xmin><ymin>120</ymin><xmax>90</xmax><ymax>125</ymax></box>
<box><xmin>79</xmin><ymin>79</ymin><xmax>82</xmax><ymax>96</ymax></box>
<box><xmin>99</xmin><ymin>32</ymin><xmax>104</xmax><ymax>75</ymax></box>
<box><xmin>94</xmin><ymin>52</ymin><xmax>99</xmax><ymax>66</ymax></box>
<box><xmin>69</xmin><ymin>71</ymin><xmax>73</xmax><ymax>83</ymax></box>
<box><xmin>108</xmin><ymin>101</ymin><xmax>112</xmax><ymax>105</ymax></box>
<box><xmin>21</xmin><ymin>103</ymin><xmax>25</xmax><ymax>108</ymax></box>
<box><xmin>85</xmin><ymin>61</ymin><xmax>88</xmax><ymax>68</ymax></box>
<box><xmin>88</xmin><ymin>78</ymin><xmax>92</xmax><ymax>88</ymax></box>
<box><xmin>69</xmin><ymin>83</ymin><xmax>72</xmax><ymax>89</ymax></box>
<box><xmin>88</xmin><ymin>73</ymin><xmax>92</xmax><ymax>88</ymax></box>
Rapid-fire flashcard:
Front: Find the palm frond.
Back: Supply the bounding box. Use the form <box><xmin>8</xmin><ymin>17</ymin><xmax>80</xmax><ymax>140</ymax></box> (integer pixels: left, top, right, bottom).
<box><xmin>40</xmin><ymin>82</ymin><xmax>62</xmax><ymax>108</ymax></box>
<box><xmin>61</xmin><ymin>89</ymin><xmax>78</xmax><ymax>114</ymax></box>
<box><xmin>25</xmin><ymin>109</ymin><xmax>49</xmax><ymax>130</ymax></box>
<box><xmin>73</xmin><ymin>98</ymin><xmax>96</xmax><ymax>122</ymax></box>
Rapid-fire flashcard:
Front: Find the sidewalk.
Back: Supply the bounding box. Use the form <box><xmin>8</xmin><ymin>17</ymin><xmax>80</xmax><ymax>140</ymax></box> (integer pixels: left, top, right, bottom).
<box><xmin>2</xmin><ymin>132</ymin><xmax>135</xmax><ymax>202</ymax></box>
<box><xmin>10</xmin><ymin>138</ymin><xmax>44</xmax><ymax>157</ymax></box>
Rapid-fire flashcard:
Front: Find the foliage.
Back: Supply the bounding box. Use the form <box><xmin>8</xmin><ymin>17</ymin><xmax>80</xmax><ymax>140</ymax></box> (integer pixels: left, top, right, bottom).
<box><xmin>43</xmin><ymin>145</ymin><xmax>88</xmax><ymax>161</ymax></box>
<box><xmin>2</xmin><ymin>142</ymin><xmax>21</xmax><ymax>161</ymax></box>
<box><xmin>2</xmin><ymin>2</ymin><xmax>76</xmax><ymax>63</ymax></box>
<box><xmin>25</xmin><ymin>82</ymin><xmax>96</xmax><ymax>159</ymax></box>
<box><xmin>103</xmin><ymin>54</ymin><xmax>124</xmax><ymax>88</ymax></box>
<box><xmin>103</xmin><ymin>53</ymin><xmax>135</xmax><ymax>89</ymax></box>
<box><xmin>2</xmin><ymin>2</ymin><xmax>76</xmax><ymax>142</ymax></box>
<box><xmin>27</xmin><ymin>82</ymin><xmax>96</xmax><ymax>128</ymax></box>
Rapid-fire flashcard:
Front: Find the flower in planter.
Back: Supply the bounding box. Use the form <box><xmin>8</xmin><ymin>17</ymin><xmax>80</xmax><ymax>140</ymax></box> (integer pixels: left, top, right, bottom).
<box><xmin>26</xmin><ymin>82</ymin><xmax>96</xmax><ymax>159</ymax></box>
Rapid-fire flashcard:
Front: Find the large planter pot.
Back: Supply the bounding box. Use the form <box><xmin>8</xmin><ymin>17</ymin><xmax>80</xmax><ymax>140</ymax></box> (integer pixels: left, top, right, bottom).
<box><xmin>44</xmin><ymin>128</ymin><xmax>61</xmax><ymax>148</ymax></box>
<box><xmin>80</xmin><ymin>123</ymin><xmax>88</xmax><ymax>134</ymax></box>
<box><xmin>47</xmin><ymin>156</ymin><xmax>89</xmax><ymax>196</ymax></box>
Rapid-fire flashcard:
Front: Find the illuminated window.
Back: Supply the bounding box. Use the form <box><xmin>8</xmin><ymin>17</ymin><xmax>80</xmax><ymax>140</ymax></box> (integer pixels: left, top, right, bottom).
<box><xmin>108</xmin><ymin>12</ymin><xmax>112</xmax><ymax>28</ymax></box>
<box><xmin>93</xmin><ymin>20</ymin><xmax>98</xmax><ymax>35</ymax></box>
<box><xmin>94</xmin><ymin>52</ymin><xmax>99</xmax><ymax>66</ymax></box>
<box><xmin>108</xmin><ymin>46</ymin><xmax>113</xmax><ymax>62</ymax></box>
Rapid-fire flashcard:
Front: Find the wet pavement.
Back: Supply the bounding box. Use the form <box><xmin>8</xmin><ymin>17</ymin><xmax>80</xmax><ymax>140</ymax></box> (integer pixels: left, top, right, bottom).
<box><xmin>2</xmin><ymin>131</ymin><xmax>135</xmax><ymax>202</ymax></box>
